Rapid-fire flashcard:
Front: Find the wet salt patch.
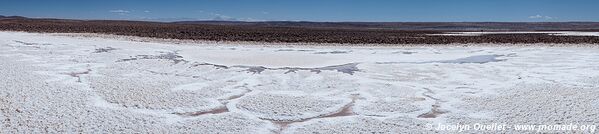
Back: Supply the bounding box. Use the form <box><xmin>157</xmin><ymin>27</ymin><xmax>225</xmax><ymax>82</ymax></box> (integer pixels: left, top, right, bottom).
<box><xmin>179</xmin><ymin>48</ymin><xmax>342</xmax><ymax>68</ymax></box>
<box><xmin>275</xmin><ymin>49</ymin><xmax>315</xmax><ymax>52</ymax></box>
<box><xmin>177</xmin><ymin>46</ymin><xmax>476</xmax><ymax>69</ymax></box>
<box><xmin>94</xmin><ymin>47</ymin><xmax>118</xmax><ymax>53</ymax></box>
<box><xmin>316</xmin><ymin>63</ymin><xmax>360</xmax><ymax>74</ymax></box>
<box><xmin>117</xmin><ymin>51</ymin><xmax>186</xmax><ymax>64</ymax></box>
<box><xmin>313</xmin><ymin>50</ymin><xmax>351</xmax><ymax>54</ymax></box>
<box><xmin>391</xmin><ymin>51</ymin><xmax>417</xmax><ymax>54</ymax></box>
<box><xmin>212</xmin><ymin>62</ymin><xmax>360</xmax><ymax>75</ymax></box>
<box><xmin>376</xmin><ymin>54</ymin><xmax>505</xmax><ymax>64</ymax></box>
<box><xmin>13</xmin><ymin>40</ymin><xmax>53</xmax><ymax>46</ymax></box>
<box><xmin>436</xmin><ymin>54</ymin><xmax>504</xmax><ymax>64</ymax></box>
<box><xmin>176</xmin><ymin>42</ymin><xmax>513</xmax><ymax>70</ymax></box>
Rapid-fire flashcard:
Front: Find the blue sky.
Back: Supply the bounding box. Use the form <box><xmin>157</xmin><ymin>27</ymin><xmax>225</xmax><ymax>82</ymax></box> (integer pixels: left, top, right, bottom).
<box><xmin>0</xmin><ymin>0</ymin><xmax>597</xmax><ymax>22</ymax></box>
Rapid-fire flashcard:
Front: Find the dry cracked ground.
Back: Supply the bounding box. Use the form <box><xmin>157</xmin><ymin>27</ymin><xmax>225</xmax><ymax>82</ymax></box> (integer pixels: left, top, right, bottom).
<box><xmin>1</xmin><ymin>31</ymin><xmax>599</xmax><ymax>133</ymax></box>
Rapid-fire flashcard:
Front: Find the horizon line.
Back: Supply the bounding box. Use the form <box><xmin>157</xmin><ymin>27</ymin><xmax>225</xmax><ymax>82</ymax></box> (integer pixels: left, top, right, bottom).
<box><xmin>3</xmin><ymin>15</ymin><xmax>599</xmax><ymax>23</ymax></box>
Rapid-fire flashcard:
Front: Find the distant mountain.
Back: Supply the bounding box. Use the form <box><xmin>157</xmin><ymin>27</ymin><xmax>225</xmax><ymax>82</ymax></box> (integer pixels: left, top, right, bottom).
<box><xmin>0</xmin><ymin>15</ymin><xmax>27</xmax><ymax>19</ymax></box>
<box><xmin>173</xmin><ymin>21</ymin><xmax>599</xmax><ymax>31</ymax></box>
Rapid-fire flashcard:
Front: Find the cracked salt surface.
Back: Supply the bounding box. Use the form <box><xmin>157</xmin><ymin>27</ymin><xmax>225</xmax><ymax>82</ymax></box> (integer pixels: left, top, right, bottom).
<box><xmin>2</xmin><ymin>31</ymin><xmax>599</xmax><ymax>133</ymax></box>
<box><xmin>448</xmin><ymin>83</ymin><xmax>599</xmax><ymax>133</ymax></box>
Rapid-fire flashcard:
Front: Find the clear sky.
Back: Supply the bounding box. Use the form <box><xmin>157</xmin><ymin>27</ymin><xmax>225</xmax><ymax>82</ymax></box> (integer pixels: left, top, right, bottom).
<box><xmin>0</xmin><ymin>0</ymin><xmax>597</xmax><ymax>22</ymax></box>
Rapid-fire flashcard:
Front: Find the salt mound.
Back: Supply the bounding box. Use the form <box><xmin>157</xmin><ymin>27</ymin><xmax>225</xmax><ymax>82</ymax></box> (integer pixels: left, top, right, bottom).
<box><xmin>228</xmin><ymin>92</ymin><xmax>351</xmax><ymax>121</ymax></box>
<box><xmin>354</xmin><ymin>99</ymin><xmax>422</xmax><ymax>116</ymax></box>
<box><xmin>167</xmin><ymin>112</ymin><xmax>278</xmax><ymax>134</ymax></box>
<box><xmin>450</xmin><ymin>83</ymin><xmax>599</xmax><ymax>133</ymax></box>
<box><xmin>283</xmin><ymin>116</ymin><xmax>432</xmax><ymax>134</ymax></box>
<box><xmin>89</xmin><ymin>66</ymin><xmax>243</xmax><ymax>113</ymax></box>
<box><xmin>90</xmin><ymin>74</ymin><xmax>226</xmax><ymax>113</ymax></box>
<box><xmin>0</xmin><ymin>59</ymin><xmax>163</xmax><ymax>133</ymax></box>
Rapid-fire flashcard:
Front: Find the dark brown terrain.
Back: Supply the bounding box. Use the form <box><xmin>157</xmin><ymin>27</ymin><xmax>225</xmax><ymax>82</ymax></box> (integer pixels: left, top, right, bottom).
<box><xmin>1</xmin><ymin>16</ymin><xmax>599</xmax><ymax>44</ymax></box>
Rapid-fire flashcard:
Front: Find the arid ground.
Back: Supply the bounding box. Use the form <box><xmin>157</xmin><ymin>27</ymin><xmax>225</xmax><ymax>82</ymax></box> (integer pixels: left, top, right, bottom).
<box><xmin>2</xmin><ymin>17</ymin><xmax>599</xmax><ymax>44</ymax></box>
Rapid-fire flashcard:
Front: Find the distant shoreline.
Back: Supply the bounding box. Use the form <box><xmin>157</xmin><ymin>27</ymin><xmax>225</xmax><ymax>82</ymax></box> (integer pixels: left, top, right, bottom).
<box><xmin>15</xmin><ymin>31</ymin><xmax>596</xmax><ymax>48</ymax></box>
<box><xmin>1</xmin><ymin>17</ymin><xmax>599</xmax><ymax>44</ymax></box>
